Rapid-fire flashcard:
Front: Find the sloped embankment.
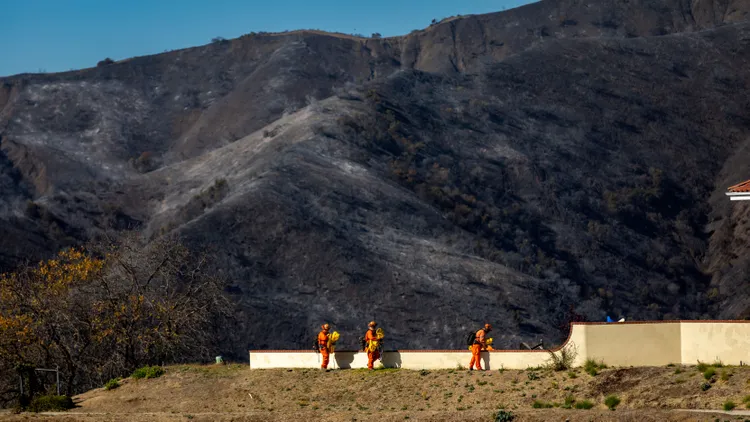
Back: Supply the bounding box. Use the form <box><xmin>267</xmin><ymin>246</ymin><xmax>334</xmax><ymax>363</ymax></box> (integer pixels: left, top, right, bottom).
<box><xmin>2</xmin><ymin>363</ymin><xmax>747</xmax><ymax>421</ymax></box>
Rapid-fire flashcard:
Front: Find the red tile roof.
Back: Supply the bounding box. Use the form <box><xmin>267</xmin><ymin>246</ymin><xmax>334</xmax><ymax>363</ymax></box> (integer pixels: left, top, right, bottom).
<box><xmin>728</xmin><ymin>179</ymin><xmax>750</xmax><ymax>192</ymax></box>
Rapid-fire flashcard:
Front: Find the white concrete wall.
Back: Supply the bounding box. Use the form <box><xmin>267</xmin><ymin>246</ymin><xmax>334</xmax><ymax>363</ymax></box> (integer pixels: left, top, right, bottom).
<box><xmin>248</xmin><ymin>350</ymin><xmax>551</xmax><ymax>370</ymax></box>
<box><xmin>248</xmin><ymin>321</ymin><xmax>750</xmax><ymax>369</ymax></box>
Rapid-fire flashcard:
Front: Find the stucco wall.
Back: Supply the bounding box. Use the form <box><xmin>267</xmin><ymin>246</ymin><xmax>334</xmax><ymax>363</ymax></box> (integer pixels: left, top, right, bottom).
<box><xmin>248</xmin><ymin>321</ymin><xmax>750</xmax><ymax>369</ymax></box>
<box><xmin>583</xmin><ymin>322</ymin><xmax>682</xmax><ymax>366</ymax></box>
<box><xmin>680</xmin><ymin>322</ymin><xmax>750</xmax><ymax>365</ymax></box>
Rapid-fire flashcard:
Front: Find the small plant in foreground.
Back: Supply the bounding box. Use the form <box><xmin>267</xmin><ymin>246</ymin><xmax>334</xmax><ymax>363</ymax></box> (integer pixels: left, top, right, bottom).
<box><xmin>604</xmin><ymin>395</ymin><xmax>621</xmax><ymax>410</ymax></box>
<box><xmin>495</xmin><ymin>409</ymin><xmax>515</xmax><ymax>422</ymax></box>
<box><xmin>562</xmin><ymin>395</ymin><xmax>575</xmax><ymax>409</ymax></box>
<box><xmin>743</xmin><ymin>395</ymin><xmax>750</xmax><ymax>408</ymax></box>
<box><xmin>720</xmin><ymin>370</ymin><xmax>730</xmax><ymax>381</ymax></box>
<box><xmin>696</xmin><ymin>361</ymin><xmax>709</xmax><ymax>372</ymax></box>
<box><xmin>28</xmin><ymin>395</ymin><xmax>74</xmax><ymax>412</ymax></box>
<box><xmin>575</xmin><ymin>400</ymin><xmax>595</xmax><ymax>410</ymax></box>
<box><xmin>584</xmin><ymin>359</ymin><xmax>605</xmax><ymax>376</ymax></box>
<box><xmin>132</xmin><ymin>365</ymin><xmax>165</xmax><ymax>380</ymax></box>
<box><xmin>104</xmin><ymin>378</ymin><xmax>121</xmax><ymax>390</ymax></box>
<box><xmin>532</xmin><ymin>400</ymin><xmax>553</xmax><ymax>409</ymax></box>
<box><xmin>723</xmin><ymin>400</ymin><xmax>736</xmax><ymax>411</ymax></box>
<box><xmin>546</xmin><ymin>343</ymin><xmax>578</xmax><ymax>371</ymax></box>
<box><xmin>703</xmin><ymin>367</ymin><xmax>716</xmax><ymax>380</ymax></box>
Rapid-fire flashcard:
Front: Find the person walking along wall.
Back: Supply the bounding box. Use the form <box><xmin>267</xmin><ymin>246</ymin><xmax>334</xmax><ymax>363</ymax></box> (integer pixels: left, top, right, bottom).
<box><xmin>364</xmin><ymin>321</ymin><xmax>384</xmax><ymax>370</ymax></box>
<box><xmin>318</xmin><ymin>323</ymin><xmax>332</xmax><ymax>370</ymax></box>
<box><xmin>469</xmin><ymin>323</ymin><xmax>492</xmax><ymax>371</ymax></box>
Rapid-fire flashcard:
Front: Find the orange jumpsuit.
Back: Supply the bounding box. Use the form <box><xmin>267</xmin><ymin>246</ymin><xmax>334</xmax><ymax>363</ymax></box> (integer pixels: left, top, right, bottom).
<box><xmin>365</xmin><ymin>329</ymin><xmax>380</xmax><ymax>370</ymax></box>
<box><xmin>469</xmin><ymin>329</ymin><xmax>486</xmax><ymax>370</ymax></box>
<box><xmin>318</xmin><ymin>330</ymin><xmax>331</xmax><ymax>369</ymax></box>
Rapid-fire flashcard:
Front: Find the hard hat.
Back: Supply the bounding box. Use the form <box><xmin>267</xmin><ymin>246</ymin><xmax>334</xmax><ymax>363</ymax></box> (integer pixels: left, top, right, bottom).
<box><xmin>322</xmin><ymin>323</ymin><xmax>330</xmax><ymax>330</ymax></box>
<box><xmin>368</xmin><ymin>321</ymin><xmax>377</xmax><ymax>328</ymax></box>
<box><xmin>484</xmin><ymin>323</ymin><xmax>493</xmax><ymax>331</ymax></box>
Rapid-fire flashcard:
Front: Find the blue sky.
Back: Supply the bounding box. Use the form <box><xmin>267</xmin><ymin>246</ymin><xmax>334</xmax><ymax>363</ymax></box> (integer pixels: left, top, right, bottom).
<box><xmin>2</xmin><ymin>0</ymin><xmax>535</xmax><ymax>77</ymax></box>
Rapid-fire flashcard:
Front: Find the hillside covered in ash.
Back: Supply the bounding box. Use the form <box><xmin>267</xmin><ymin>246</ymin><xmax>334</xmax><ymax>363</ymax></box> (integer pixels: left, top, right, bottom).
<box><xmin>2</xmin><ymin>0</ymin><xmax>750</xmax><ymax>354</ymax></box>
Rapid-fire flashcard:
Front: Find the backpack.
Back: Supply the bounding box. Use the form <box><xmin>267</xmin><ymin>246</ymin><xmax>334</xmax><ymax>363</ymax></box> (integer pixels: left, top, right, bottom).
<box><xmin>358</xmin><ymin>336</ymin><xmax>367</xmax><ymax>351</ymax></box>
<box><xmin>312</xmin><ymin>337</ymin><xmax>319</xmax><ymax>353</ymax></box>
<box><xmin>466</xmin><ymin>330</ymin><xmax>477</xmax><ymax>347</ymax></box>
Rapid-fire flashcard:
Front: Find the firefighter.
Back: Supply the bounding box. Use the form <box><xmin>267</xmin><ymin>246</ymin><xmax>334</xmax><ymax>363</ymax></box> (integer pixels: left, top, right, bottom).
<box><xmin>318</xmin><ymin>323</ymin><xmax>332</xmax><ymax>370</ymax></box>
<box><xmin>364</xmin><ymin>321</ymin><xmax>383</xmax><ymax>370</ymax></box>
<box><xmin>469</xmin><ymin>323</ymin><xmax>492</xmax><ymax>371</ymax></box>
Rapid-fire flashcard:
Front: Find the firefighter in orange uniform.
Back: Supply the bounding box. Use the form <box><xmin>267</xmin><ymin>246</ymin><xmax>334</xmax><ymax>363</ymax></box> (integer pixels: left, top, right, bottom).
<box><xmin>364</xmin><ymin>321</ymin><xmax>382</xmax><ymax>370</ymax></box>
<box><xmin>469</xmin><ymin>323</ymin><xmax>492</xmax><ymax>371</ymax></box>
<box><xmin>318</xmin><ymin>323</ymin><xmax>331</xmax><ymax>370</ymax></box>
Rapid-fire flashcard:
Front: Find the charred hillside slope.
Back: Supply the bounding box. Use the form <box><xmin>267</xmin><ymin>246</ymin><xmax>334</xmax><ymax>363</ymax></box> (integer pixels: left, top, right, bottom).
<box><xmin>2</xmin><ymin>0</ymin><xmax>750</xmax><ymax>354</ymax></box>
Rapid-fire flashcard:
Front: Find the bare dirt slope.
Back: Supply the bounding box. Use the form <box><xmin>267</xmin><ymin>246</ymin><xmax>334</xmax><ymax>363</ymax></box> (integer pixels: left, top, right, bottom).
<box><xmin>3</xmin><ymin>363</ymin><xmax>750</xmax><ymax>421</ymax></box>
<box><xmin>3</xmin><ymin>0</ymin><xmax>750</xmax><ymax>357</ymax></box>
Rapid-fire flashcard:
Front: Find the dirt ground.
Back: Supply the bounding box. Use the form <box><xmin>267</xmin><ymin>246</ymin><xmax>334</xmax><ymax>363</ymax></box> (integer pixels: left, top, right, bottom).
<box><xmin>3</xmin><ymin>363</ymin><xmax>750</xmax><ymax>421</ymax></box>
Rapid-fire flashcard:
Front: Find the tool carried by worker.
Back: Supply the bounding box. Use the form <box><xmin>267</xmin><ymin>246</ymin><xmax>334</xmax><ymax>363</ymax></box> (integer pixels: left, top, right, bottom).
<box><xmin>328</xmin><ymin>331</ymin><xmax>340</xmax><ymax>352</ymax></box>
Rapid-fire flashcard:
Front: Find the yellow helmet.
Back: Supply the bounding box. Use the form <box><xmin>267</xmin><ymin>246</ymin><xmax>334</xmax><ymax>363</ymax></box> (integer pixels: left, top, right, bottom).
<box><xmin>368</xmin><ymin>321</ymin><xmax>377</xmax><ymax>328</ymax></box>
<box><xmin>321</xmin><ymin>323</ymin><xmax>330</xmax><ymax>331</ymax></box>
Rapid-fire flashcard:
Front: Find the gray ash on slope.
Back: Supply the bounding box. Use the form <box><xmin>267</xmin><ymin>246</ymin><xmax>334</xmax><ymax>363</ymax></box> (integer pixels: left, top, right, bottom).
<box><xmin>2</xmin><ymin>0</ymin><xmax>750</xmax><ymax>354</ymax></box>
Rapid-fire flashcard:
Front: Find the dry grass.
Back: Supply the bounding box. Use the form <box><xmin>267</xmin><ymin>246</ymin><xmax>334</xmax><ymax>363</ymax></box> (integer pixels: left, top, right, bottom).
<box><xmin>2</xmin><ymin>363</ymin><xmax>750</xmax><ymax>421</ymax></box>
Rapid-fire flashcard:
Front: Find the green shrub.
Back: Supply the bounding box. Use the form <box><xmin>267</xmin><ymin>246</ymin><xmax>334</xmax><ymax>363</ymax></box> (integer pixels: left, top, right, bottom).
<box><xmin>584</xmin><ymin>359</ymin><xmax>605</xmax><ymax>376</ymax></box>
<box><xmin>28</xmin><ymin>395</ymin><xmax>74</xmax><ymax>412</ymax></box>
<box><xmin>723</xmin><ymin>400</ymin><xmax>736</xmax><ymax>411</ymax></box>
<box><xmin>674</xmin><ymin>367</ymin><xmax>683</xmax><ymax>374</ymax></box>
<box><xmin>703</xmin><ymin>368</ymin><xmax>716</xmax><ymax>380</ymax></box>
<box><xmin>720</xmin><ymin>370</ymin><xmax>730</xmax><ymax>381</ymax></box>
<box><xmin>696</xmin><ymin>361</ymin><xmax>708</xmax><ymax>372</ymax></box>
<box><xmin>131</xmin><ymin>365</ymin><xmax>165</xmax><ymax>380</ymax></box>
<box><xmin>568</xmin><ymin>371</ymin><xmax>578</xmax><ymax>379</ymax></box>
<box><xmin>712</xmin><ymin>360</ymin><xmax>724</xmax><ymax>368</ymax></box>
<box><xmin>575</xmin><ymin>400</ymin><xmax>595</xmax><ymax>410</ymax></box>
<box><xmin>562</xmin><ymin>395</ymin><xmax>576</xmax><ymax>409</ymax></box>
<box><xmin>604</xmin><ymin>395</ymin><xmax>621</xmax><ymax>410</ymax></box>
<box><xmin>532</xmin><ymin>400</ymin><xmax>553</xmax><ymax>409</ymax></box>
<box><xmin>104</xmin><ymin>378</ymin><xmax>120</xmax><ymax>390</ymax></box>
<box><xmin>546</xmin><ymin>344</ymin><xmax>578</xmax><ymax>371</ymax></box>
<box><xmin>495</xmin><ymin>409</ymin><xmax>515</xmax><ymax>422</ymax></box>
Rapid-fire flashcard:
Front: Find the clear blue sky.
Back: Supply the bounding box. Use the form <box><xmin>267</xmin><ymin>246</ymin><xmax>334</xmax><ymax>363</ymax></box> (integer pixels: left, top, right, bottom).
<box><xmin>2</xmin><ymin>0</ymin><xmax>535</xmax><ymax>77</ymax></box>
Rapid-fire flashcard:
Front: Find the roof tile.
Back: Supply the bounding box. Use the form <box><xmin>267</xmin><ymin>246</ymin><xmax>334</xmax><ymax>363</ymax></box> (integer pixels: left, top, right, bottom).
<box><xmin>728</xmin><ymin>179</ymin><xmax>750</xmax><ymax>192</ymax></box>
